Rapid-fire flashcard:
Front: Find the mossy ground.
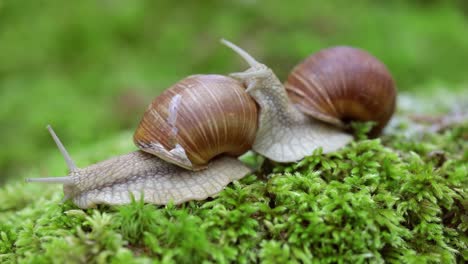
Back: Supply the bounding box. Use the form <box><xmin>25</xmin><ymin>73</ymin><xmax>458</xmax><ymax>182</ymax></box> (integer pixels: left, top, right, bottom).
<box><xmin>1</xmin><ymin>1</ymin><xmax>468</xmax><ymax>263</ymax></box>
<box><xmin>0</xmin><ymin>94</ymin><xmax>466</xmax><ymax>263</ymax></box>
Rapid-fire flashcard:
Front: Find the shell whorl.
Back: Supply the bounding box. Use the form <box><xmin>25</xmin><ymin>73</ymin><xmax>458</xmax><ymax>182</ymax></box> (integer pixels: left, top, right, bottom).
<box><xmin>133</xmin><ymin>74</ymin><xmax>258</xmax><ymax>171</ymax></box>
<box><xmin>285</xmin><ymin>46</ymin><xmax>396</xmax><ymax>135</ymax></box>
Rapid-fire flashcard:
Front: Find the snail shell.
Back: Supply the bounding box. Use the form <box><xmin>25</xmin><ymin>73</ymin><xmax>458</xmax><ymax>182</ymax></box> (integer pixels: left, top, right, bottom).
<box><xmin>285</xmin><ymin>46</ymin><xmax>396</xmax><ymax>135</ymax></box>
<box><xmin>133</xmin><ymin>74</ymin><xmax>258</xmax><ymax>171</ymax></box>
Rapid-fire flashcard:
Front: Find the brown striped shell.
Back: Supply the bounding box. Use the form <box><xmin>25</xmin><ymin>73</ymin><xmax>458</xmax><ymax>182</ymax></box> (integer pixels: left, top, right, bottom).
<box><xmin>285</xmin><ymin>46</ymin><xmax>396</xmax><ymax>136</ymax></box>
<box><xmin>133</xmin><ymin>74</ymin><xmax>258</xmax><ymax>171</ymax></box>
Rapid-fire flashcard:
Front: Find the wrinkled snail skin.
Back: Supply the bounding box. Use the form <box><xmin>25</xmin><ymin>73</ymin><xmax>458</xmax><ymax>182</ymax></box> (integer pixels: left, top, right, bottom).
<box><xmin>26</xmin><ymin>126</ymin><xmax>251</xmax><ymax>209</ymax></box>
<box><xmin>67</xmin><ymin>152</ymin><xmax>249</xmax><ymax>209</ymax></box>
<box><xmin>133</xmin><ymin>74</ymin><xmax>258</xmax><ymax>171</ymax></box>
<box><xmin>221</xmin><ymin>40</ymin><xmax>353</xmax><ymax>162</ymax></box>
<box><xmin>285</xmin><ymin>46</ymin><xmax>396</xmax><ymax>136</ymax></box>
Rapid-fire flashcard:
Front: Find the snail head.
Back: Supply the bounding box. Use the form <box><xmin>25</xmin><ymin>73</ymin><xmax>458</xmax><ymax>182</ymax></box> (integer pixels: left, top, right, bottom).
<box><xmin>220</xmin><ymin>39</ymin><xmax>272</xmax><ymax>93</ymax></box>
<box><xmin>26</xmin><ymin>125</ymin><xmax>79</xmax><ymax>202</ymax></box>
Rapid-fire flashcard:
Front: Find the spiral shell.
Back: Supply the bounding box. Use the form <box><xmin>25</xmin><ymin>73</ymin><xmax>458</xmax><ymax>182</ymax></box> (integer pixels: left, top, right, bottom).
<box><xmin>133</xmin><ymin>74</ymin><xmax>258</xmax><ymax>170</ymax></box>
<box><xmin>285</xmin><ymin>46</ymin><xmax>396</xmax><ymax>135</ymax></box>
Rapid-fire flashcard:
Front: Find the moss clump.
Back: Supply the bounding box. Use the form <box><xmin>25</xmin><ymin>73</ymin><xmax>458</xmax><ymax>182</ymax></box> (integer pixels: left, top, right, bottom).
<box><xmin>1</xmin><ymin>117</ymin><xmax>466</xmax><ymax>263</ymax></box>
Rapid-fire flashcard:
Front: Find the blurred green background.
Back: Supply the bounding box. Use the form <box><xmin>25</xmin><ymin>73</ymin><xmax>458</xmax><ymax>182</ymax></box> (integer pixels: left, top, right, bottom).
<box><xmin>1</xmin><ymin>0</ymin><xmax>467</xmax><ymax>182</ymax></box>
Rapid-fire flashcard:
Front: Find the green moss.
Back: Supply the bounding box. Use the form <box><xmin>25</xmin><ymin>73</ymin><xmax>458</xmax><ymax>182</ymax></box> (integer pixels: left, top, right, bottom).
<box><xmin>1</xmin><ymin>103</ymin><xmax>466</xmax><ymax>263</ymax></box>
<box><xmin>1</xmin><ymin>2</ymin><xmax>467</xmax><ymax>261</ymax></box>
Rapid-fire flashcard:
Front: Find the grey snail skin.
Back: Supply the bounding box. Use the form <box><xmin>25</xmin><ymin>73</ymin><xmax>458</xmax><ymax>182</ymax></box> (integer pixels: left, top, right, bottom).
<box><xmin>26</xmin><ymin>40</ymin><xmax>393</xmax><ymax>209</ymax></box>
<box><xmin>26</xmin><ymin>126</ymin><xmax>251</xmax><ymax>209</ymax></box>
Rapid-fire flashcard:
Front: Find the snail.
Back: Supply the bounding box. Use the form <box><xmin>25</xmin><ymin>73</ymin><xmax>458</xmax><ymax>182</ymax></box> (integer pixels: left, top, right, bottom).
<box><xmin>285</xmin><ymin>46</ymin><xmax>396</xmax><ymax>136</ymax></box>
<box><xmin>25</xmin><ymin>40</ymin><xmax>392</xmax><ymax>209</ymax></box>
<box><xmin>26</xmin><ymin>75</ymin><xmax>255</xmax><ymax>209</ymax></box>
<box><xmin>219</xmin><ymin>40</ymin><xmax>353</xmax><ymax>162</ymax></box>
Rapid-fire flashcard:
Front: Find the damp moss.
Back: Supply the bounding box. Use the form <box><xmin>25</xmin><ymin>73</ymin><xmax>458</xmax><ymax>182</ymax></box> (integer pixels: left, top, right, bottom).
<box><xmin>1</xmin><ymin>96</ymin><xmax>466</xmax><ymax>263</ymax></box>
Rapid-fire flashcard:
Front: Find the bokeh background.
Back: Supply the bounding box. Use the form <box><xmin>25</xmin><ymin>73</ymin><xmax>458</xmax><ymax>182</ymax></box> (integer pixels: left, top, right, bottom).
<box><xmin>1</xmin><ymin>0</ymin><xmax>467</xmax><ymax>183</ymax></box>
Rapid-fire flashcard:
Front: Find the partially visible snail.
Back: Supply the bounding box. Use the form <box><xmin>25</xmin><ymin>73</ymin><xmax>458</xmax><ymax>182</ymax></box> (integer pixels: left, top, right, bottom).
<box><xmin>285</xmin><ymin>46</ymin><xmax>396</xmax><ymax>136</ymax></box>
<box><xmin>220</xmin><ymin>40</ymin><xmax>353</xmax><ymax>162</ymax></box>
<box><xmin>25</xmin><ymin>40</ymin><xmax>393</xmax><ymax>209</ymax></box>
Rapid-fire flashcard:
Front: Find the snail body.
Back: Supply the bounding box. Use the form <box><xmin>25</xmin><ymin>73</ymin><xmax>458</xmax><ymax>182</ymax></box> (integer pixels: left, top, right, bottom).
<box><xmin>29</xmin><ymin>145</ymin><xmax>248</xmax><ymax>208</ymax></box>
<box><xmin>285</xmin><ymin>46</ymin><xmax>396</xmax><ymax>136</ymax></box>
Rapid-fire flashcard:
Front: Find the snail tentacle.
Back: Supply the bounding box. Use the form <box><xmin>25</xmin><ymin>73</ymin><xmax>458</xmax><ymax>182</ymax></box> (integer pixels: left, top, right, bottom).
<box><xmin>220</xmin><ymin>39</ymin><xmax>260</xmax><ymax>67</ymax></box>
<box><xmin>245</xmin><ymin>79</ymin><xmax>258</xmax><ymax>93</ymax></box>
<box><xmin>25</xmin><ymin>125</ymin><xmax>77</xmax><ymax>184</ymax></box>
<box><xmin>26</xmin><ymin>176</ymin><xmax>74</xmax><ymax>184</ymax></box>
<box><xmin>230</xmin><ymin>69</ymin><xmax>270</xmax><ymax>79</ymax></box>
<box><xmin>47</xmin><ymin>125</ymin><xmax>77</xmax><ymax>171</ymax></box>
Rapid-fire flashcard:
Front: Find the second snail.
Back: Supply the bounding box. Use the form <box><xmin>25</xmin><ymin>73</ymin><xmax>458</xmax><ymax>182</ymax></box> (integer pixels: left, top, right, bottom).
<box><xmin>27</xmin><ymin>40</ymin><xmax>396</xmax><ymax>209</ymax></box>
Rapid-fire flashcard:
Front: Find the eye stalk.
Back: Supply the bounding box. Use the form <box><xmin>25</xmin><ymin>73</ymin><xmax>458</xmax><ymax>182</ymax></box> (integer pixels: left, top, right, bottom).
<box><xmin>46</xmin><ymin>125</ymin><xmax>77</xmax><ymax>171</ymax></box>
<box><xmin>220</xmin><ymin>39</ymin><xmax>271</xmax><ymax>93</ymax></box>
<box><xmin>25</xmin><ymin>125</ymin><xmax>75</xmax><ymax>184</ymax></box>
<box><xmin>220</xmin><ymin>39</ymin><xmax>261</xmax><ymax>67</ymax></box>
